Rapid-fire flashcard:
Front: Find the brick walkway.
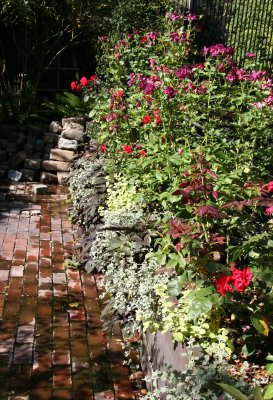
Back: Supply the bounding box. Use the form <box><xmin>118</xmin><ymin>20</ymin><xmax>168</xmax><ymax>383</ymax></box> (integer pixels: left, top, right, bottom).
<box><xmin>0</xmin><ymin>183</ymin><xmax>137</xmax><ymax>400</ymax></box>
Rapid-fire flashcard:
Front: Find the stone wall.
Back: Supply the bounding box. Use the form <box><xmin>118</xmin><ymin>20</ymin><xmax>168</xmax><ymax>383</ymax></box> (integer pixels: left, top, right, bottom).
<box><xmin>0</xmin><ymin>117</ymin><xmax>85</xmax><ymax>184</ymax></box>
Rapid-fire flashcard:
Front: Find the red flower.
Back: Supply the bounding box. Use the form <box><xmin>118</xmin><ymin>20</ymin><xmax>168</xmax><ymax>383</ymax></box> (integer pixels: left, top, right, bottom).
<box><xmin>99</xmin><ymin>143</ymin><xmax>107</xmax><ymax>153</ymax></box>
<box><xmin>153</xmin><ymin>109</ymin><xmax>160</xmax><ymax>115</ymax></box>
<box><xmin>231</xmin><ymin>267</ymin><xmax>252</xmax><ymax>292</ymax></box>
<box><xmin>142</xmin><ymin>115</ymin><xmax>151</xmax><ymax>124</ymax></box>
<box><xmin>80</xmin><ymin>76</ymin><xmax>88</xmax><ymax>86</ymax></box>
<box><xmin>76</xmin><ymin>85</ymin><xmax>81</xmax><ymax>92</ymax></box>
<box><xmin>71</xmin><ymin>81</ymin><xmax>77</xmax><ymax>90</ymax></box>
<box><xmin>155</xmin><ymin>115</ymin><xmax>161</xmax><ymax>125</ymax></box>
<box><xmin>268</xmin><ymin>181</ymin><xmax>273</xmax><ymax>192</ymax></box>
<box><xmin>123</xmin><ymin>144</ymin><xmax>133</xmax><ymax>154</ymax></box>
<box><xmin>140</xmin><ymin>149</ymin><xmax>147</xmax><ymax>157</ymax></box>
<box><xmin>216</xmin><ymin>274</ymin><xmax>233</xmax><ymax>296</ymax></box>
<box><xmin>90</xmin><ymin>75</ymin><xmax>97</xmax><ymax>81</ymax></box>
<box><xmin>113</xmin><ymin>90</ymin><xmax>124</xmax><ymax>97</ymax></box>
<box><xmin>266</xmin><ymin>206</ymin><xmax>273</xmax><ymax>215</ymax></box>
<box><xmin>140</xmin><ymin>35</ymin><xmax>148</xmax><ymax>43</ymax></box>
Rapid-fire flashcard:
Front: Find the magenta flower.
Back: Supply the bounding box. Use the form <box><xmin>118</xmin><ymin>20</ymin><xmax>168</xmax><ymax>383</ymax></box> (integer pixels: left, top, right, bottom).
<box><xmin>99</xmin><ymin>35</ymin><xmax>108</xmax><ymax>42</ymax></box>
<box><xmin>176</xmin><ymin>66</ymin><xmax>192</xmax><ymax>80</ymax></box>
<box><xmin>246</xmin><ymin>52</ymin><xmax>256</xmax><ymax>58</ymax></box>
<box><xmin>80</xmin><ymin>77</ymin><xmax>88</xmax><ymax>87</ymax></box>
<box><xmin>169</xmin><ymin>12</ymin><xmax>180</xmax><ymax>21</ymax></box>
<box><xmin>266</xmin><ymin>206</ymin><xmax>273</xmax><ymax>215</ymax></box>
<box><xmin>164</xmin><ymin>86</ymin><xmax>176</xmax><ymax>99</ymax></box>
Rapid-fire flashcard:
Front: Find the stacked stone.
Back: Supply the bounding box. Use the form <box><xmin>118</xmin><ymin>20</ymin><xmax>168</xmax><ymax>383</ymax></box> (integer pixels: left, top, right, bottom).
<box><xmin>0</xmin><ymin>117</ymin><xmax>84</xmax><ymax>184</ymax></box>
<box><xmin>41</xmin><ymin>117</ymin><xmax>84</xmax><ymax>184</ymax></box>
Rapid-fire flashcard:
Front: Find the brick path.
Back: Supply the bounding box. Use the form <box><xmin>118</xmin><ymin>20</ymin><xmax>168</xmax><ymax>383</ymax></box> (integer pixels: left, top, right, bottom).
<box><xmin>0</xmin><ymin>183</ymin><xmax>137</xmax><ymax>400</ymax></box>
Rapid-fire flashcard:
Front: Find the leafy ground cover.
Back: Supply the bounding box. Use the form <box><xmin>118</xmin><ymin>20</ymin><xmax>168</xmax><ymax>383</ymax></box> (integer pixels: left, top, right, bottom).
<box><xmin>68</xmin><ymin>11</ymin><xmax>273</xmax><ymax>399</ymax></box>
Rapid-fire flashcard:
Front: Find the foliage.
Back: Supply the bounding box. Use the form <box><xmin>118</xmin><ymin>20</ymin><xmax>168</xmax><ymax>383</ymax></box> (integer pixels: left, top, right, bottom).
<box><xmin>68</xmin><ymin>9</ymin><xmax>273</xmax><ymax>399</ymax></box>
<box><xmin>44</xmin><ymin>92</ymin><xmax>90</xmax><ymax>118</ymax></box>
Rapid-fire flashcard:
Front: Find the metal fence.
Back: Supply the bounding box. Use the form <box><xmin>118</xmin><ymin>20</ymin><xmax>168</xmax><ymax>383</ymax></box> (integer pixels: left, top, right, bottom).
<box><xmin>173</xmin><ymin>0</ymin><xmax>273</xmax><ymax>72</ymax></box>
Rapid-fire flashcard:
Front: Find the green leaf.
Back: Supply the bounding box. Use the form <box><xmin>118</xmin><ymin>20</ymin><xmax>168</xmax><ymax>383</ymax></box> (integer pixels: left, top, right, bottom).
<box><xmin>217</xmin><ymin>383</ymin><xmax>248</xmax><ymax>400</ymax></box>
<box><xmin>264</xmin><ymin>383</ymin><xmax>273</xmax><ymax>399</ymax></box>
<box><xmin>89</xmin><ymin>109</ymin><xmax>97</xmax><ymax>118</ymax></box>
<box><xmin>266</xmin><ymin>363</ymin><xmax>273</xmax><ymax>375</ymax></box>
<box><xmin>266</xmin><ymin>355</ymin><xmax>273</xmax><ymax>362</ymax></box>
<box><xmin>205</xmin><ymin>261</ymin><xmax>230</xmax><ymax>274</ymax></box>
<box><xmin>167</xmin><ymin>274</ymin><xmax>187</xmax><ymax>297</ymax></box>
<box><xmin>253</xmin><ymin>386</ymin><xmax>263</xmax><ymax>400</ymax></box>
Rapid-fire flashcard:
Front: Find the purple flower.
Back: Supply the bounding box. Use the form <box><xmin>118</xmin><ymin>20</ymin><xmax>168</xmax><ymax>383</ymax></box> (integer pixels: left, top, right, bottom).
<box><xmin>250</xmin><ymin>70</ymin><xmax>267</xmax><ymax>81</ymax></box>
<box><xmin>242</xmin><ymin>325</ymin><xmax>251</xmax><ymax>333</ymax></box>
<box><xmin>127</xmin><ymin>73</ymin><xmax>135</xmax><ymax>87</ymax></box>
<box><xmin>169</xmin><ymin>12</ymin><xmax>180</xmax><ymax>21</ymax></box>
<box><xmin>164</xmin><ymin>86</ymin><xmax>176</xmax><ymax>99</ymax></box>
<box><xmin>176</xmin><ymin>66</ymin><xmax>192</xmax><ymax>80</ymax></box>
<box><xmin>150</xmin><ymin>58</ymin><xmax>156</xmax><ymax>68</ymax></box>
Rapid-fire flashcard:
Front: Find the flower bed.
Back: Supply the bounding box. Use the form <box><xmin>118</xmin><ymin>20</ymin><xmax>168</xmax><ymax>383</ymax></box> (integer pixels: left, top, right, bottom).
<box><xmin>68</xmin><ymin>11</ymin><xmax>273</xmax><ymax>399</ymax></box>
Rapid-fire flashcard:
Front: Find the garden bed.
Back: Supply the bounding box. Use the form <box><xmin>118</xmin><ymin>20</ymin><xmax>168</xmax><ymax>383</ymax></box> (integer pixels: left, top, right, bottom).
<box><xmin>67</xmin><ymin>10</ymin><xmax>273</xmax><ymax>400</ymax></box>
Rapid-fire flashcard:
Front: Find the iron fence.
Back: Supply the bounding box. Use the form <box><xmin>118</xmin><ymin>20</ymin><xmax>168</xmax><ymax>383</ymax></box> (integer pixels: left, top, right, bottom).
<box><xmin>173</xmin><ymin>0</ymin><xmax>273</xmax><ymax>72</ymax></box>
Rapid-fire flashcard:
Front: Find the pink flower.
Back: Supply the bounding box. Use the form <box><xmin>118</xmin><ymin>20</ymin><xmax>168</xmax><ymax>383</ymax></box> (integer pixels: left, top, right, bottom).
<box><xmin>150</xmin><ymin>58</ymin><xmax>156</xmax><ymax>68</ymax></box>
<box><xmin>246</xmin><ymin>52</ymin><xmax>256</xmax><ymax>58</ymax></box>
<box><xmin>80</xmin><ymin>77</ymin><xmax>88</xmax><ymax>86</ymax></box>
<box><xmin>148</xmin><ymin>32</ymin><xmax>158</xmax><ymax>42</ymax></box>
<box><xmin>185</xmin><ymin>13</ymin><xmax>198</xmax><ymax>21</ymax></box>
<box><xmin>177</xmin><ymin>148</ymin><xmax>183</xmax><ymax>155</ymax></box>
<box><xmin>123</xmin><ymin>144</ymin><xmax>133</xmax><ymax>154</ymax></box>
<box><xmin>169</xmin><ymin>12</ymin><xmax>180</xmax><ymax>21</ymax></box>
<box><xmin>142</xmin><ymin>115</ymin><xmax>151</xmax><ymax>124</ymax></box>
<box><xmin>135</xmin><ymin>143</ymin><xmax>142</xmax><ymax>149</ymax></box>
<box><xmin>70</xmin><ymin>81</ymin><xmax>77</xmax><ymax>90</ymax></box>
<box><xmin>99</xmin><ymin>143</ymin><xmax>107</xmax><ymax>153</ymax></box>
<box><xmin>140</xmin><ymin>149</ymin><xmax>147</xmax><ymax>157</ymax></box>
<box><xmin>216</xmin><ymin>274</ymin><xmax>233</xmax><ymax>296</ymax></box>
<box><xmin>176</xmin><ymin>66</ymin><xmax>192</xmax><ymax>80</ymax></box>
<box><xmin>154</xmin><ymin>109</ymin><xmax>160</xmax><ymax>115</ymax></box>
<box><xmin>266</xmin><ymin>206</ymin><xmax>273</xmax><ymax>215</ymax></box>
<box><xmin>231</xmin><ymin>267</ymin><xmax>252</xmax><ymax>292</ymax></box>
<box><xmin>268</xmin><ymin>181</ymin><xmax>273</xmax><ymax>192</ymax></box>
<box><xmin>99</xmin><ymin>35</ymin><xmax>108</xmax><ymax>42</ymax></box>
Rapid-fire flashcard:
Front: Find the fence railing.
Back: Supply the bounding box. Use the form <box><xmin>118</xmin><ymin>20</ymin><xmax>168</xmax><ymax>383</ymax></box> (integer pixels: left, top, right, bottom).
<box><xmin>173</xmin><ymin>0</ymin><xmax>273</xmax><ymax>72</ymax></box>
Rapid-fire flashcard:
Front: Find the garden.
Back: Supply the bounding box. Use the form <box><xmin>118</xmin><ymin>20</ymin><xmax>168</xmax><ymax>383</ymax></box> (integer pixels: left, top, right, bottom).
<box><xmin>67</xmin><ymin>9</ymin><xmax>273</xmax><ymax>400</ymax></box>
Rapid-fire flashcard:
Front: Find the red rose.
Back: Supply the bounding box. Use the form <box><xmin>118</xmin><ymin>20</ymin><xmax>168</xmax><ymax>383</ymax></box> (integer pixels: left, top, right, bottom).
<box><xmin>216</xmin><ymin>274</ymin><xmax>233</xmax><ymax>296</ymax></box>
<box><xmin>142</xmin><ymin>115</ymin><xmax>151</xmax><ymax>124</ymax></box>
<box><xmin>231</xmin><ymin>267</ymin><xmax>252</xmax><ymax>292</ymax></box>
<box><xmin>71</xmin><ymin>81</ymin><xmax>77</xmax><ymax>90</ymax></box>
<box><xmin>140</xmin><ymin>35</ymin><xmax>148</xmax><ymax>43</ymax></box>
<box><xmin>80</xmin><ymin>76</ymin><xmax>88</xmax><ymax>86</ymax></box>
<box><xmin>123</xmin><ymin>144</ymin><xmax>133</xmax><ymax>154</ymax></box>
<box><xmin>99</xmin><ymin>143</ymin><xmax>107</xmax><ymax>153</ymax></box>
<box><xmin>266</xmin><ymin>206</ymin><xmax>273</xmax><ymax>215</ymax></box>
<box><xmin>140</xmin><ymin>149</ymin><xmax>147</xmax><ymax>157</ymax></box>
<box><xmin>155</xmin><ymin>115</ymin><xmax>161</xmax><ymax>125</ymax></box>
<box><xmin>90</xmin><ymin>75</ymin><xmax>97</xmax><ymax>81</ymax></box>
<box><xmin>154</xmin><ymin>109</ymin><xmax>160</xmax><ymax>115</ymax></box>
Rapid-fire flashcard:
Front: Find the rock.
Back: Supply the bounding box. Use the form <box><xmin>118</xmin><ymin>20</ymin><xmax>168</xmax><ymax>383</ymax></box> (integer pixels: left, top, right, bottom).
<box><xmin>62</xmin><ymin>116</ymin><xmax>86</xmax><ymax>128</ymax></box>
<box><xmin>40</xmin><ymin>172</ymin><xmax>58</xmax><ymax>184</ymax></box>
<box><xmin>8</xmin><ymin>169</ymin><xmax>22</xmax><ymax>181</ymax></box>
<box><xmin>43</xmin><ymin>132</ymin><xmax>59</xmax><ymax>145</ymax></box>
<box><xmin>9</xmin><ymin>151</ymin><xmax>27</xmax><ymax>169</ymax></box>
<box><xmin>57</xmin><ymin>172</ymin><xmax>69</xmax><ymax>185</ymax></box>
<box><xmin>58</xmin><ymin>137</ymin><xmax>78</xmax><ymax>151</ymax></box>
<box><xmin>7</xmin><ymin>142</ymin><xmax>18</xmax><ymax>154</ymax></box>
<box><xmin>50</xmin><ymin>149</ymin><xmax>76</xmax><ymax>162</ymax></box>
<box><xmin>24</xmin><ymin>158</ymin><xmax>42</xmax><ymax>170</ymax></box>
<box><xmin>89</xmin><ymin>138</ymin><xmax>98</xmax><ymax>153</ymax></box>
<box><xmin>21</xmin><ymin>169</ymin><xmax>37</xmax><ymax>182</ymax></box>
<box><xmin>35</xmin><ymin>139</ymin><xmax>44</xmax><ymax>152</ymax></box>
<box><xmin>26</xmin><ymin>125</ymin><xmax>44</xmax><ymax>139</ymax></box>
<box><xmin>42</xmin><ymin>160</ymin><xmax>70</xmax><ymax>172</ymax></box>
<box><xmin>17</xmin><ymin>133</ymin><xmax>26</xmax><ymax>146</ymax></box>
<box><xmin>61</xmin><ymin>128</ymin><xmax>83</xmax><ymax>142</ymax></box>
<box><xmin>0</xmin><ymin>125</ymin><xmax>18</xmax><ymax>140</ymax></box>
<box><xmin>0</xmin><ymin>139</ymin><xmax>9</xmax><ymax>148</ymax></box>
<box><xmin>50</xmin><ymin>121</ymin><xmax>63</xmax><ymax>134</ymax></box>
<box><xmin>33</xmin><ymin>184</ymin><xmax>48</xmax><ymax>195</ymax></box>
<box><xmin>24</xmin><ymin>144</ymin><xmax>35</xmax><ymax>155</ymax></box>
